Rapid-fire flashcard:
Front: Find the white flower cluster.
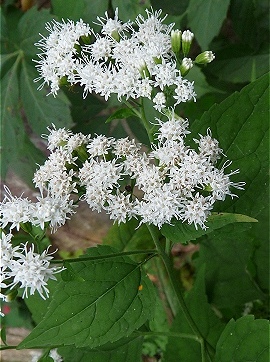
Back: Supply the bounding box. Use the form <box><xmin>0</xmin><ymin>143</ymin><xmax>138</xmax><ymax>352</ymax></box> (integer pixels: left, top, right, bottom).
<box><xmin>1</xmin><ymin>115</ymin><xmax>243</xmax><ymax>234</ymax></box>
<box><xmin>77</xmin><ymin>113</ymin><xmax>244</xmax><ymax>229</ymax></box>
<box><xmin>34</xmin><ymin>8</ymin><xmax>201</xmax><ymax>109</ymax></box>
<box><xmin>0</xmin><ymin>232</ymin><xmax>63</xmax><ymax>315</ymax></box>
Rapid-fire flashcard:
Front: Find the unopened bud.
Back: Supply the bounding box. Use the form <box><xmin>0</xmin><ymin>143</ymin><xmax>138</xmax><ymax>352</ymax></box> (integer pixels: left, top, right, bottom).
<box><xmin>171</xmin><ymin>29</ymin><xmax>182</xmax><ymax>55</ymax></box>
<box><xmin>6</xmin><ymin>289</ymin><xmax>18</xmax><ymax>302</ymax></box>
<box><xmin>195</xmin><ymin>51</ymin><xmax>215</xmax><ymax>64</ymax></box>
<box><xmin>179</xmin><ymin>58</ymin><xmax>193</xmax><ymax>76</ymax></box>
<box><xmin>182</xmin><ymin>30</ymin><xmax>194</xmax><ymax>56</ymax></box>
<box><xmin>139</xmin><ymin>61</ymin><xmax>150</xmax><ymax>79</ymax></box>
<box><xmin>111</xmin><ymin>30</ymin><xmax>120</xmax><ymax>42</ymax></box>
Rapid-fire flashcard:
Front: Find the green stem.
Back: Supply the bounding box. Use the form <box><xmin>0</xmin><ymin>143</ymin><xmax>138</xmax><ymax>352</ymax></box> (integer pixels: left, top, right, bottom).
<box><xmin>0</xmin><ymin>345</ymin><xmax>18</xmax><ymax>350</ymax></box>
<box><xmin>51</xmin><ymin>249</ymin><xmax>158</xmax><ymax>264</ymax></box>
<box><xmin>153</xmin><ymin>258</ymin><xmax>178</xmax><ymax>318</ymax></box>
<box><xmin>165</xmin><ymin>237</ymin><xmax>172</xmax><ymax>254</ymax></box>
<box><xmin>124</xmin><ymin>100</ymin><xmax>154</xmax><ymax>143</ymax></box>
<box><xmin>133</xmin><ymin>330</ymin><xmax>200</xmax><ymax>342</ymax></box>
<box><xmin>146</xmin><ymin>224</ymin><xmax>215</xmax><ymax>362</ymax></box>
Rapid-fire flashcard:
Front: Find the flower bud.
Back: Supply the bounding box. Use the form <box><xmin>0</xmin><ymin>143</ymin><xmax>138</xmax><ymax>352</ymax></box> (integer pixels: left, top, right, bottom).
<box><xmin>171</xmin><ymin>29</ymin><xmax>182</xmax><ymax>55</ymax></box>
<box><xmin>6</xmin><ymin>289</ymin><xmax>18</xmax><ymax>302</ymax></box>
<box><xmin>195</xmin><ymin>51</ymin><xmax>215</xmax><ymax>64</ymax></box>
<box><xmin>182</xmin><ymin>30</ymin><xmax>194</xmax><ymax>56</ymax></box>
<box><xmin>139</xmin><ymin>61</ymin><xmax>151</xmax><ymax>79</ymax></box>
<box><xmin>111</xmin><ymin>30</ymin><xmax>120</xmax><ymax>42</ymax></box>
<box><xmin>179</xmin><ymin>58</ymin><xmax>193</xmax><ymax>76</ymax></box>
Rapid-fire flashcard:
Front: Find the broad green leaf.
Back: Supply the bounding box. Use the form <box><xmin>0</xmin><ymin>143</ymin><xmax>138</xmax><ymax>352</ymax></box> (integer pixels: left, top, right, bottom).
<box><xmin>187</xmin><ymin>0</ymin><xmax>230</xmax><ymax>49</ymax></box>
<box><xmin>105</xmin><ymin>107</ymin><xmax>137</xmax><ymax>123</ymax></box>
<box><xmin>18</xmin><ymin>7</ymin><xmax>55</xmax><ymax>57</ymax></box>
<box><xmin>0</xmin><ymin>57</ymin><xmax>24</xmax><ymax>178</ymax></box>
<box><xmin>186</xmin><ymin>66</ymin><xmax>218</xmax><ymax>98</ymax></box>
<box><xmin>65</xmin><ymin>86</ymin><xmax>104</xmax><ymax>123</ymax></box>
<box><xmin>19</xmin><ymin>245</ymin><xmax>156</xmax><ymax>349</ymax></box>
<box><xmin>25</xmin><ymin>279</ymin><xmax>59</xmax><ymax>324</ymax></box>
<box><xmin>207</xmin><ymin>51</ymin><xmax>269</xmax><ymax>83</ymax></box>
<box><xmin>230</xmin><ymin>0</ymin><xmax>258</xmax><ymax>49</ymax></box>
<box><xmin>195</xmin><ymin>224</ymin><xmax>266</xmax><ymax>309</ymax></box>
<box><xmin>112</xmin><ymin>0</ymin><xmax>150</xmax><ymax>22</ymax></box>
<box><xmin>150</xmin><ymin>0</ymin><xmax>189</xmax><ymax>16</ymax></box>
<box><xmin>51</xmin><ymin>0</ymin><xmax>85</xmax><ymax>21</ymax></box>
<box><xmin>215</xmin><ymin>315</ymin><xmax>269</xmax><ymax>362</ymax></box>
<box><xmin>82</xmin><ymin>0</ymin><xmax>109</xmax><ymax>32</ymax></box>
<box><xmin>0</xmin><ymin>52</ymin><xmax>19</xmax><ymax>76</ymax></box>
<box><xmin>142</xmin><ymin>296</ymin><xmax>169</xmax><ymax>357</ymax></box>
<box><xmin>58</xmin><ymin>336</ymin><xmax>144</xmax><ymax>362</ymax></box>
<box><xmin>164</xmin><ymin>266</ymin><xmax>225</xmax><ymax>362</ymax></box>
<box><xmin>12</xmin><ymin>133</ymin><xmax>45</xmax><ymax>185</ymax></box>
<box><xmin>103</xmin><ymin>218</ymin><xmax>154</xmax><ymax>258</ymax></box>
<box><xmin>191</xmin><ymin>74</ymin><xmax>269</xmax><ymax>309</ymax></box>
<box><xmin>161</xmin><ymin>213</ymin><xmax>256</xmax><ymax>244</ymax></box>
<box><xmin>20</xmin><ymin>61</ymin><xmax>73</xmax><ymax>134</ymax></box>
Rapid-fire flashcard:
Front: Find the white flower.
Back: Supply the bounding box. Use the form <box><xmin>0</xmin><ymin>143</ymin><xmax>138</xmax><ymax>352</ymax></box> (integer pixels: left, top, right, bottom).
<box><xmin>181</xmin><ymin>193</ymin><xmax>213</xmax><ymax>230</ymax></box>
<box><xmin>155</xmin><ymin>114</ymin><xmax>190</xmax><ymax>141</ymax></box>
<box><xmin>135</xmin><ymin>164</ymin><xmax>164</xmax><ymax>194</ymax></box>
<box><xmin>0</xmin><ymin>232</ymin><xmax>21</xmax><ymax>269</ymax></box>
<box><xmin>204</xmin><ymin>161</ymin><xmax>245</xmax><ymax>201</ymax></box>
<box><xmin>86</xmin><ymin>34</ymin><xmax>113</xmax><ymax>61</ymax></box>
<box><xmin>152</xmin><ymin>62</ymin><xmax>178</xmax><ymax>90</ymax></box>
<box><xmin>49</xmin><ymin>349</ymin><xmax>63</xmax><ymax>362</ymax></box>
<box><xmin>7</xmin><ymin>243</ymin><xmax>63</xmax><ymax>299</ymax></box>
<box><xmin>151</xmin><ymin>139</ymin><xmax>185</xmax><ymax>167</ymax></box>
<box><xmin>44</xmin><ymin>124</ymin><xmax>72</xmax><ymax>151</ymax></box>
<box><xmin>34</xmin><ymin>19</ymin><xmax>91</xmax><ymax>95</ymax></box>
<box><xmin>135</xmin><ymin>185</ymin><xmax>181</xmax><ymax>228</ymax></box>
<box><xmin>87</xmin><ymin>135</ymin><xmax>115</xmax><ymax>157</ymax></box>
<box><xmin>113</xmin><ymin>137</ymin><xmax>141</xmax><ymax>157</ymax></box>
<box><xmin>194</xmin><ymin>128</ymin><xmax>223</xmax><ymax>163</ymax></box>
<box><xmin>153</xmin><ymin>92</ymin><xmax>166</xmax><ymax>111</ymax></box>
<box><xmin>105</xmin><ymin>192</ymin><xmax>134</xmax><ymax>223</ymax></box>
<box><xmin>173</xmin><ymin>78</ymin><xmax>196</xmax><ymax>104</ymax></box>
<box><xmin>0</xmin><ymin>187</ymin><xmax>35</xmax><ymax>231</ymax></box>
<box><xmin>95</xmin><ymin>8</ymin><xmax>131</xmax><ymax>37</ymax></box>
<box><xmin>135</xmin><ymin>78</ymin><xmax>153</xmax><ymax>99</ymax></box>
<box><xmin>33</xmin><ymin>194</ymin><xmax>76</xmax><ymax>231</ymax></box>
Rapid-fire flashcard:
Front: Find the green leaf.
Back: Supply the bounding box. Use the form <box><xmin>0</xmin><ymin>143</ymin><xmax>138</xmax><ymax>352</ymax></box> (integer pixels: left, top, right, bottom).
<box><xmin>230</xmin><ymin>0</ymin><xmax>258</xmax><ymax>49</ymax></box>
<box><xmin>12</xmin><ymin>134</ymin><xmax>45</xmax><ymax>185</ymax></box>
<box><xmin>150</xmin><ymin>0</ymin><xmax>189</xmax><ymax>16</ymax></box>
<box><xmin>105</xmin><ymin>107</ymin><xmax>137</xmax><ymax>123</ymax></box>
<box><xmin>164</xmin><ymin>266</ymin><xmax>225</xmax><ymax>362</ymax></box>
<box><xmin>207</xmin><ymin>51</ymin><xmax>269</xmax><ymax>83</ymax></box>
<box><xmin>19</xmin><ymin>245</ymin><xmax>156</xmax><ymax>349</ymax></box>
<box><xmin>0</xmin><ymin>325</ymin><xmax>6</xmax><ymax>345</ymax></box>
<box><xmin>25</xmin><ymin>279</ymin><xmax>59</xmax><ymax>325</ymax></box>
<box><xmin>18</xmin><ymin>7</ymin><xmax>55</xmax><ymax>57</ymax></box>
<box><xmin>215</xmin><ymin>315</ymin><xmax>270</xmax><ymax>362</ymax></box>
<box><xmin>186</xmin><ymin>66</ymin><xmax>218</xmax><ymax>98</ymax></box>
<box><xmin>191</xmin><ymin>73</ymin><xmax>269</xmax><ymax>309</ymax></box>
<box><xmin>82</xmin><ymin>0</ymin><xmax>109</xmax><ymax>32</ymax></box>
<box><xmin>161</xmin><ymin>212</ymin><xmax>256</xmax><ymax>244</ymax></box>
<box><xmin>187</xmin><ymin>0</ymin><xmax>231</xmax><ymax>49</ymax></box>
<box><xmin>58</xmin><ymin>336</ymin><xmax>144</xmax><ymax>362</ymax></box>
<box><xmin>65</xmin><ymin>86</ymin><xmax>104</xmax><ymax>123</ymax></box>
<box><xmin>20</xmin><ymin>61</ymin><xmax>73</xmax><ymax>134</ymax></box>
<box><xmin>142</xmin><ymin>297</ymin><xmax>169</xmax><ymax>357</ymax></box>
<box><xmin>103</xmin><ymin>218</ymin><xmax>154</xmax><ymax>257</ymax></box>
<box><xmin>195</xmin><ymin>225</ymin><xmax>266</xmax><ymax>309</ymax></box>
<box><xmin>0</xmin><ymin>57</ymin><xmax>23</xmax><ymax>178</ymax></box>
<box><xmin>51</xmin><ymin>0</ymin><xmax>85</xmax><ymax>21</ymax></box>
<box><xmin>112</xmin><ymin>0</ymin><xmax>150</xmax><ymax>22</ymax></box>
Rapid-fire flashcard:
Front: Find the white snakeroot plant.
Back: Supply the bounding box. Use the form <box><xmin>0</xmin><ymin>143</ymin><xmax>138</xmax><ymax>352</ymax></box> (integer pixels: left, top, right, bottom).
<box><xmin>0</xmin><ymin>8</ymin><xmax>250</xmax><ymax>362</ymax></box>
